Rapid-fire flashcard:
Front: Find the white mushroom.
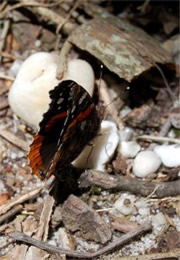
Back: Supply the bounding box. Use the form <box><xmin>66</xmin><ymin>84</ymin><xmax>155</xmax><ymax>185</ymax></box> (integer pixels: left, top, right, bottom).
<box><xmin>133</xmin><ymin>151</ymin><xmax>161</xmax><ymax>178</ymax></box>
<box><xmin>73</xmin><ymin>120</ymin><xmax>119</xmax><ymax>171</ymax></box>
<box><xmin>8</xmin><ymin>52</ymin><xmax>95</xmax><ymax>129</ymax></box>
<box><xmin>119</xmin><ymin>141</ymin><xmax>141</xmax><ymax>158</ymax></box>
<box><xmin>154</xmin><ymin>145</ymin><xmax>180</xmax><ymax>168</ymax></box>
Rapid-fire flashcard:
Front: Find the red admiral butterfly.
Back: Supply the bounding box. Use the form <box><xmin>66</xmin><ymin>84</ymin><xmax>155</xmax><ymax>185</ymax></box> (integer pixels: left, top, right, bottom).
<box><xmin>28</xmin><ymin>80</ymin><xmax>100</xmax><ymax>180</ymax></box>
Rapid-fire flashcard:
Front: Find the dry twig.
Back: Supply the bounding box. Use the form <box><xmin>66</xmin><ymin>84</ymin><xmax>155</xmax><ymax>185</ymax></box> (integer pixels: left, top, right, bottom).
<box><xmin>15</xmin><ymin>0</ymin><xmax>75</xmax><ymax>34</ymax></box>
<box><xmin>0</xmin><ymin>205</ymin><xmax>23</xmax><ymax>225</ymax></box>
<box><xmin>9</xmin><ymin>221</ymin><xmax>152</xmax><ymax>259</ymax></box>
<box><xmin>0</xmin><ymin>128</ymin><xmax>29</xmax><ymax>152</ymax></box>
<box><xmin>79</xmin><ymin>170</ymin><xmax>180</xmax><ymax>198</ymax></box>
<box><xmin>114</xmin><ymin>250</ymin><xmax>180</xmax><ymax>260</ymax></box>
<box><xmin>0</xmin><ymin>185</ymin><xmax>44</xmax><ymax>216</ymax></box>
<box><xmin>98</xmin><ymin>79</ymin><xmax>124</xmax><ymax>129</ymax></box>
<box><xmin>56</xmin><ymin>41</ymin><xmax>72</xmax><ymax>79</ymax></box>
<box><xmin>0</xmin><ymin>1</ymin><xmax>61</xmax><ymax>18</ymax></box>
<box><xmin>137</xmin><ymin>135</ymin><xmax>180</xmax><ymax>145</ymax></box>
<box><xmin>0</xmin><ymin>19</ymin><xmax>10</xmax><ymax>63</ymax></box>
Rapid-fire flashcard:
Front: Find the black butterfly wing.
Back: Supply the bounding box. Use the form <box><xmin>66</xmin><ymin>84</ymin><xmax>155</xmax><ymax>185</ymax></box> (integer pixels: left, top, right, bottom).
<box><xmin>29</xmin><ymin>80</ymin><xmax>100</xmax><ymax>180</ymax></box>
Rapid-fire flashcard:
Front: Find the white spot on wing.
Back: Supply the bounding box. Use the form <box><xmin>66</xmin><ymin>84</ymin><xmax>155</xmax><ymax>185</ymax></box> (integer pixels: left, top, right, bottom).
<box><xmin>57</xmin><ymin>97</ymin><xmax>64</xmax><ymax>105</ymax></box>
<box><xmin>79</xmin><ymin>92</ymin><xmax>88</xmax><ymax>105</ymax></box>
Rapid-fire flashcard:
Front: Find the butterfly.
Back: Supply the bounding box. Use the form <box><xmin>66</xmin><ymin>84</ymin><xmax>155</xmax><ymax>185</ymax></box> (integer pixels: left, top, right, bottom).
<box><xmin>28</xmin><ymin>80</ymin><xmax>100</xmax><ymax>180</ymax></box>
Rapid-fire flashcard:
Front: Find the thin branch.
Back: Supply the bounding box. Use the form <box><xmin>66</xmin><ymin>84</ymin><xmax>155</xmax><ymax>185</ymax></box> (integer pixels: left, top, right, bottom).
<box><xmin>0</xmin><ymin>19</ymin><xmax>10</xmax><ymax>63</ymax></box>
<box><xmin>0</xmin><ymin>1</ymin><xmax>62</xmax><ymax>18</ymax></box>
<box><xmin>154</xmin><ymin>63</ymin><xmax>176</xmax><ymax>102</ymax></box>
<box><xmin>0</xmin><ymin>0</ymin><xmax>8</xmax><ymax>12</ymax></box>
<box><xmin>0</xmin><ymin>205</ymin><xmax>23</xmax><ymax>225</ymax></box>
<box><xmin>116</xmin><ymin>250</ymin><xmax>180</xmax><ymax>260</ymax></box>
<box><xmin>61</xmin><ymin>2</ymin><xmax>87</xmax><ymax>24</ymax></box>
<box><xmin>98</xmin><ymin>79</ymin><xmax>124</xmax><ymax>130</ymax></box>
<box><xmin>137</xmin><ymin>135</ymin><xmax>180</xmax><ymax>145</ymax></box>
<box><xmin>79</xmin><ymin>170</ymin><xmax>180</xmax><ymax>198</ymax></box>
<box><xmin>148</xmin><ymin>117</ymin><xmax>172</xmax><ymax>150</ymax></box>
<box><xmin>56</xmin><ymin>41</ymin><xmax>72</xmax><ymax>79</ymax></box>
<box><xmin>16</xmin><ymin>0</ymin><xmax>75</xmax><ymax>35</ymax></box>
<box><xmin>55</xmin><ymin>0</ymin><xmax>80</xmax><ymax>52</ymax></box>
<box><xmin>0</xmin><ymin>51</ymin><xmax>22</xmax><ymax>61</ymax></box>
<box><xmin>0</xmin><ymin>185</ymin><xmax>44</xmax><ymax>216</ymax></box>
<box><xmin>9</xmin><ymin>221</ymin><xmax>152</xmax><ymax>259</ymax></box>
<box><xmin>56</xmin><ymin>0</ymin><xmax>80</xmax><ymax>35</ymax></box>
<box><xmin>0</xmin><ymin>73</ymin><xmax>15</xmax><ymax>81</ymax></box>
<box><xmin>0</xmin><ymin>128</ymin><xmax>29</xmax><ymax>152</ymax></box>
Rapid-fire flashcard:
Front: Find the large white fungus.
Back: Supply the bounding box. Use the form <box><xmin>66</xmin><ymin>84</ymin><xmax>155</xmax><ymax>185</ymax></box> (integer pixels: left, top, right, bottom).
<box><xmin>73</xmin><ymin>120</ymin><xmax>119</xmax><ymax>171</ymax></box>
<box><xmin>8</xmin><ymin>52</ymin><xmax>95</xmax><ymax>129</ymax></box>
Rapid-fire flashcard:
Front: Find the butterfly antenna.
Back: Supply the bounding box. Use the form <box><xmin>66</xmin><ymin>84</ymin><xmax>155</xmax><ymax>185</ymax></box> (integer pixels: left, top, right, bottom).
<box><xmin>98</xmin><ymin>64</ymin><xmax>104</xmax><ymax>90</ymax></box>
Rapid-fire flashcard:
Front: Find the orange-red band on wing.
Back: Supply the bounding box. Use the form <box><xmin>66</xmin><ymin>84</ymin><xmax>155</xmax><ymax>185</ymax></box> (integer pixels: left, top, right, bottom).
<box><xmin>28</xmin><ymin>135</ymin><xmax>44</xmax><ymax>179</ymax></box>
<box><xmin>62</xmin><ymin>104</ymin><xmax>93</xmax><ymax>142</ymax></box>
<box><xmin>45</xmin><ymin>112</ymin><xmax>67</xmax><ymax>132</ymax></box>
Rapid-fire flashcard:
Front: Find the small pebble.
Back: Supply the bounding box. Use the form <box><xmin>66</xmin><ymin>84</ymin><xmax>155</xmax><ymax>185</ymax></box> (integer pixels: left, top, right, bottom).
<box><xmin>0</xmin><ymin>180</ymin><xmax>6</xmax><ymax>192</ymax></box>
<box><xmin>133</xmin><ymin>151</ymin><xmax>161</xmax><ymax>178</ymax></box>
<box><xmin>151</xmin><ymin>212</ymin><xmax>167</xmax><ymax>226</ymax></box>
<box><xmin>138</xmin><ymin>207</ymin><xmax>150</xmax><ymax>216</ymax></box>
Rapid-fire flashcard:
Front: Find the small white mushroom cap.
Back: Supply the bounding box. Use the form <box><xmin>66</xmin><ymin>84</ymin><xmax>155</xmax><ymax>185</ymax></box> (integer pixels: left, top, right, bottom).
<box><xmin>73</xmin><ymin>120</ymin><xmax>119</xmax><ymax>171</ymax></box>
<box><xmin>114</xmin><ymin>194</ymin><xmax>136</xmax><ymax>216</ymax></box>
<box><xmin>133</xmin><ymin>151</ymin><xmax>161</xmax><ymax>178</ymax></box>
<box><xmin>8</xmin><ymin>52</ymin><xmax>95</xmax><ymax>129</ymax></box>
<box><xmin>119</xmin><ymin>141</ymin><xmax>141</xmax><ymax>158</ymax></box>
<box><xmin>119</xmin><ymin>127</ymin><xmax>134</xmax><ymax>141</ymax></box>
<box><xmin>154</xmin><ymin>145</ymin><xmax>180</xmax><ymax>168</ymax></box>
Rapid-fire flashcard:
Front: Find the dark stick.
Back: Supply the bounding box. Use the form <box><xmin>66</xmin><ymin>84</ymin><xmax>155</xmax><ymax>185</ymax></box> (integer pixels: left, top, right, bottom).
<box><xmin>9</xmin><ymin>221</ymin><xmax>152</xmax><ymax>259</ymax></box>
<box><xmin>0</xmin><ymin>205</ymin><xmax>23</xmax><ymax>225</ymax></box>
<box><xmin>79</xmin><ymin>170</ymin><xmax>180</xmax><ymax>198</ymax></box>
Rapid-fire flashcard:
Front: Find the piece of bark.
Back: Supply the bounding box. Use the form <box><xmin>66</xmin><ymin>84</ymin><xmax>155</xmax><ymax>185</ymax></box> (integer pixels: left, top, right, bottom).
<box><xmin>112</xmin><ymin>154</ymin><xmax>128</xmax><ymax>175</ymax></box>
<box><xmin>25</xmin><ymin>195</ymin><xmax>55</xmax><ymax>260</ymax></box>
<box><xmin>124</xmin><ymin>104</ymin><xmax>153</xmax><ymax>128</ymax></box>
<box><xmin>35</xmin><ymin>194</ymin><xmax>55</xmax><ymax>241</ymax></box>
<box><xmin>57</xmin><ymin>227</ymin><xmax>75</xmax><ymax>250</ymax></box>
<box><xmin>61</xmin><ymin>194</ymin><xmax>112</xmax><ymax>244</ymax></box>
<box><xmin>51</xmin><ymin>205</ymin><xmax>62</xmax><ymax>228</ymax></box>
<box><xmin>165</xmin><ymin>231</ymin><xmax>180</xmax><ymax>250</ymax></box>
<box><xmin>79</xmin><ymin>170</ymin><xmax>180</xmax><ymax>198</ymax></box>
<box><xmin>110</xmin><ymin>214</ymin><xmax>139</xmax><ymax>233</ymax></box>
<box><xmin>69</xmin><ymin>4</ymin><xmax>171</xmax><ymax>82</ymax></box>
